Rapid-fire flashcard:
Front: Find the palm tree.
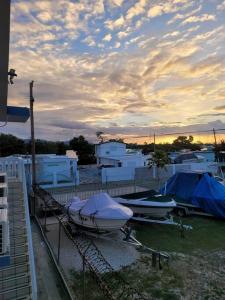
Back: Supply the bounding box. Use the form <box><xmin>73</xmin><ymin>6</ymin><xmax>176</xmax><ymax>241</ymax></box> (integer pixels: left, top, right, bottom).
<box><xmin>148</xmin><ymin>150</ymin><xmax>170</xmax><ymax>186</ymax></box>
<box><xmin>96</xmin><ymin>131</ymin><xmax>104</xmax><ymax>143</ymax></box>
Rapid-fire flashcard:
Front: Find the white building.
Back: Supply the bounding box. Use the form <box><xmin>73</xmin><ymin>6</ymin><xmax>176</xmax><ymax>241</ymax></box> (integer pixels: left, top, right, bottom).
<box><xmin>10</xmin><ymin>152</ymin><xmax>79</xmax><ymax>189</ymax></box>
<box><xmin>35</xmin><ymin>153</ymin><xmax>79</xmax><ymax>188</ymax></box>
<box><xmin>95</xmin><ymin>142</ymin><xmax>151</xmax><ymax>182</ymax></box>
<box><xmin>95</xmin><ymin>142</ymin><xmax>150</xmax><ymax>168</ymax></box>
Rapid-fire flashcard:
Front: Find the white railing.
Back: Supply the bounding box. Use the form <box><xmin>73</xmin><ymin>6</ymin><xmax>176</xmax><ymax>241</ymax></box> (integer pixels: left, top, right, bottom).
<box><xmin>0</xmin><ymin>157</ymin><xmax>23</xmax><ymax>180</ymax></box>
<box><xmin>0</xmin><ymin>157</ymin><xmax>37</xmax><ymax>300</ymax></box>
<box><xmin>21</xmin><ymin>160</ymin><xmax>37</xmax><ymax>300</ymax></box>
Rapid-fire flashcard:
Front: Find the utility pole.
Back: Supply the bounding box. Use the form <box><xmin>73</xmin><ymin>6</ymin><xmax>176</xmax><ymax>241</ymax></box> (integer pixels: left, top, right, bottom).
<box><xmin>30</xmin><ymin>81</ymin><xmax>36</xmax><ymax>187</ymax></box>
<box><xmin>213</xmin><ymin>128</ymin><xmax>217</xmax><ymax>146</ymax></box>
<box><xmin>153</xmin><ymin>133</ymin><xmax>156</xmax><ymax>153</ymax></box>
<box><xmin>213</xmin><ymin>128</ymin><xmax>218</xmax><ymax>162</ymax></box>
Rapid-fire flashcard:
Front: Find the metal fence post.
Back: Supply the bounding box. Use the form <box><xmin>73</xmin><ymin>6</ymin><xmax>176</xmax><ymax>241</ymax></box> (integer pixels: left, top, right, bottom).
<box><xmin>57</xmin><ymin>221</ymin><xmax>62</xmax><ymax>263</ymax></box>
<box><xmin>106</xmin><ymin>176</ymin><xmax>109</xmax><ymax>193</ymax></box>
<box><xmin>134</xmin><ymin>178</ymin><xmax>136</xmax><ymax>193</ymax></box>
<box><xmin>152</xmin><ymin>251</ymin><xmax>157</xmax><ymax>267</ymax></box>
<box><xmin>82</xmin><ymin>257</ymin><xmax>86</xmax><ymax>300</ymax></box>
<box><xmin>44</xmin><ymin>203</ymin><xmax>47</xmax><ymax>232</ymax></box>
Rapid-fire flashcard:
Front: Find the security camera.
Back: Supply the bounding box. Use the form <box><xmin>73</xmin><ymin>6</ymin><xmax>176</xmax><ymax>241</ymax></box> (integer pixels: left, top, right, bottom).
<box><xmin>8</xmin><ymin>68</ymin><xmax>17</xmax><ymax>84</ymax></box>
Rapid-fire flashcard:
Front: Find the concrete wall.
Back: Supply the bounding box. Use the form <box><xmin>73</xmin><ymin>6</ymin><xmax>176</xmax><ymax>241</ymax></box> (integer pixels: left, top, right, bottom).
<box><xmin>100</xmin><ymin>162</ymin><xmax>219</xmax><ymax>183</ymax></box>
<box><xmin>99</xmin><ymin>154</ymin><xmax>149</xmax><ymax>168</ymax></box>
<box><xmin>120</xmin><ymin>155</ymin><xmax>149</xmax><ymax>167</ymax></box>
<box><xmin>101</xmin><ymin>166</ymin><xmax>135</xmax><ymax>183</ymax></box>
<box><xmin>135</xmin><ymin>162</ymin><xmax>219</xmax><ymax>182</ymax></box>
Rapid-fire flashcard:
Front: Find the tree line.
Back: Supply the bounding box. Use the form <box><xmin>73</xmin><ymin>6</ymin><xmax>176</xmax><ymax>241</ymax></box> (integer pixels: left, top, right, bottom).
<box><xmin>0</xmin><ymin>133</ymin><xmax>96</xmax><ymax>165</ymax></box>
<box><xmin>0</xmin><ymin>133</ymin><xmax>224</xmax><ymax>165</ymax></box>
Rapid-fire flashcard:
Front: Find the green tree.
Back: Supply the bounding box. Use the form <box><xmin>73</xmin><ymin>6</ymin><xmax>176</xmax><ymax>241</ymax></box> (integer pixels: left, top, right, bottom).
<box><xmin>26</xmin><ymin>139</ymin><xmax>58</xmax><ymax>154</ymax></box>
<box><xmin>108</xmin><ymin>138</ymin><xmax>124</xmax><ymax>143</ymax></box>
<box><xmin>217</xmin><ymin>140</ymin><xmax>225</xmax><ymax>162</ymax></box>
<box><xmin>173</xmin><ymin>135</ymin><xmax>193</xmax><ymax>147</ymax></box>
<box><xmin>218</xmin><ymin>139</ymin><xmax>225</xmax><ymax>151</ymax></box>
<box><xmin>172</xmin><ymin>135</ymin><xmax>203</xmax><ymax>151</ymax></box>
<box><xmin>69</xmin><ymin>135</ymin><xmax>96</xmax><ymax>165</ymax></box>
<box><xmin>148</xmin><ymin>150</ymin><xmax>170</xmax><ymax>185</ymax></box>
<box><xmin>142</xmin><ymin>143</ymin><xmax>154</xmax><ymax>154</ymax></box>
<box><xmin>56</xmin><ymin>142</ymin><xmax>68</xmax><ymax>155</ymax></box>
<box><xmin>0</xmin><ymin>134</ymin><xmax>26</xmax><ymax>157</ymax></box>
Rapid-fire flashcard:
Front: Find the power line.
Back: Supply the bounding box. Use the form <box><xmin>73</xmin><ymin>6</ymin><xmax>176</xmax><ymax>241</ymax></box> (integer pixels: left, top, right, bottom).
<box><xmin>110</xmin><ymin>128</ymin><xmax>225</xmax><ymax>140</ymax></box>
<box><xmin>153</xmin><ymin>128</ymin><xmax>225</xmax><ymax>137</ymax></box>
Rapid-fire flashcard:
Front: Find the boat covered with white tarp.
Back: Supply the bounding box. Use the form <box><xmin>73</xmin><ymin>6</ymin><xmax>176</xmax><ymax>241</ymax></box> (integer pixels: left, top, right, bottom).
<box><xmin>66</xmin><ymin>193</ymin><xmax>133</xmax><ymax>232</ymax></box>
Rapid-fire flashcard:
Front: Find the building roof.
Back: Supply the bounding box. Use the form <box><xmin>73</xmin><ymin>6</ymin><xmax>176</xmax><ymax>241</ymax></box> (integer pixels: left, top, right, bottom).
<box><xmin>174</xmin><ymin>152</ymin><xmax>198</xmax><ymax>164</ymax></box>
<box><xmin>95</xmin><ymin>141</ymin><xmax>125</xmax><ymax>146</ymax></box>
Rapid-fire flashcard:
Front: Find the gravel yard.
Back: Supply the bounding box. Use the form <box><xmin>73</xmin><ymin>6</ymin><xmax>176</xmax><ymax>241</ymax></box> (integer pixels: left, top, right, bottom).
<box><xmin>44</xmin><ymin>218</ymin><xmax>140</xmax><ymax>276</ymax></box>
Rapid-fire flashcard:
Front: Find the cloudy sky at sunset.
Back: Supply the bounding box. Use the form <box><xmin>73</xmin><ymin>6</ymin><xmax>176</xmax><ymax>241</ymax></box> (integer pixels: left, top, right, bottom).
<box><xmin>2</xmin><ymin>0</ymin><xmax>225</xmax><ymax>143</ymax></box>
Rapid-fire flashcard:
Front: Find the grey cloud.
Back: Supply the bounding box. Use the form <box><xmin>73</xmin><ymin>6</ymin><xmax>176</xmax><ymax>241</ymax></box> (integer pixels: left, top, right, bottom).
<box><xmin>214</xmin><ymin>105</ymin><xmax>225</xmax><ymax>110</ymax></box>
<box><xmin>48</xmin><ymin>120</ymin><xmax>93</xmax><ymax>130</ymax></box>
<box><xmin>2</xmin><ymin>118</ymin><xmax>225</xmax><ymax>143</ymax></box>
<box><xmin>198</xmin><ymin>113</ymin><xmax>225</xmax><ymax>117</ymax></box>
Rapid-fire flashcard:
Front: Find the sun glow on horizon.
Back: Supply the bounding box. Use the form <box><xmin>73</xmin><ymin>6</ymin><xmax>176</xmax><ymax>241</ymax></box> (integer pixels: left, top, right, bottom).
<box><xmin>120</xmin><ymin>133</ymin><xmax>225</xmax><ymax>145</ymax></box>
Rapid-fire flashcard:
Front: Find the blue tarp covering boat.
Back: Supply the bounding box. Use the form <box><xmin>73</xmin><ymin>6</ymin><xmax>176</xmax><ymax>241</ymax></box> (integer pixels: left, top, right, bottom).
<box><xmin>160</xmin><ymin>171</ymin><xmax>225</xmax><ymax>218</ymax></box>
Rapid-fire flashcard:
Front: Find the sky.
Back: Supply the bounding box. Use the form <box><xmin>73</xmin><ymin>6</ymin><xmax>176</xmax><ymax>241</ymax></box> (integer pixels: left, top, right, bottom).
<box><xmin>1</xmin><ymin>0</ymin><xmax>225</xmax><ymax>143</ymax></box>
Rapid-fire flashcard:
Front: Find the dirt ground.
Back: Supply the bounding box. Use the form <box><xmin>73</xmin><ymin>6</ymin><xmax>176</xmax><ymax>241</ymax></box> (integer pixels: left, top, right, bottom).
<box><xmin>122</xmin><ymin>250</ymin><xmax>225</xmax><ymax>300</ymax></box>
<box><xmin>37</xmin><ymin>212</ymin><xmax>225</xmax><ymax>300</ymax></box>
<box><xmin>68</xmin><ymin>216</ymin><xmax>225</xmax><ymax>300</ymax></box>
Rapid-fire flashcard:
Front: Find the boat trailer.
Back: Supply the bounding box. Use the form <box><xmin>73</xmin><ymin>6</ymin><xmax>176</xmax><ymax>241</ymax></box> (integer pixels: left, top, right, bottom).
<box><xmin>131</xmin><ymin>214</ymin><xmax>193</xmax><ymax>231</ymax></box>
<box><xmin>64</xmin><ymin>218</ymin><xmax>170</xmax><ymax>268</ymax></box>
<box><xmin>35</xmin><ymin>185</ymin><xmax>170</xmax><ymax>270</ymax></box>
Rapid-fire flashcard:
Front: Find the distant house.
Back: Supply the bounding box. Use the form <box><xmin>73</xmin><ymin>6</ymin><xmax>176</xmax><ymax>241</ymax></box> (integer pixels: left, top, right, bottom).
<box><xmin>34</xmin><ymin>153</ymin><xmax>79</xmax><ymax>188</ymax></box>
<box><xmin>174</xmin><ymin>152</ymin><xmax>201</xmax><ymax>164</ymax></box>
<box><xmin>170</xmin><ymin>150</ymin><xmax>215</xmax><ymax>163</ymax></box>
<box><xmin>95</xmin><ymin>142</ymin><xmax>150</xmax><ymax>168</ymax></box>
<box><xmin>12</xmin><ymin>152</ymin><xmax>79</xmax><ymax>189</ymax></box>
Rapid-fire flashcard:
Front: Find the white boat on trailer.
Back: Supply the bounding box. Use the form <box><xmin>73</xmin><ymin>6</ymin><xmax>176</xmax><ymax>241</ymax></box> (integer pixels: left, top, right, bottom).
<box><xmin>65</xmin><ymin>193</ymin><xmax>133</xmax><ymax>233</ymax></box>
<box><xmin>114</xmin><ymin>191</ymin><xmax>192</xmax><ymax>229</ymax></box>
<box><xmin>114</xmin><ymin>191</ymin><xmax>176</xmax><ymax>219</ymax></box>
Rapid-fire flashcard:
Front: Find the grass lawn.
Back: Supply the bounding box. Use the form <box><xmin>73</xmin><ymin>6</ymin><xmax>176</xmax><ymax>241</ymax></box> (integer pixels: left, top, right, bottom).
<box><xmin>134</xmin><ymin>216</ymin><xmax>225</xmax><ymax>253</ymax></box>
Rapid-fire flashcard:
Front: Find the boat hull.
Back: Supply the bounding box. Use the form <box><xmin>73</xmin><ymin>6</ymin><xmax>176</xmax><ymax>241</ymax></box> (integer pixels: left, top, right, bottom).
<box><xmin>118</xmin><ymin>202</ymin><xmax>175</xmax><ymax>218</ymax></box>
<box><xmin>69</xmin><ymin>210</ymin><xmax>128</xmax><ymax>233</ymax></box>
<box><xmin>124</xmin><ymin>204</ymin><xmax>174</xmax><ymax>218</ymax></box>
<box><xmin>115</xmin><ymin>196</ymin><xmax>176</xmax><ymax>219</ymax></box>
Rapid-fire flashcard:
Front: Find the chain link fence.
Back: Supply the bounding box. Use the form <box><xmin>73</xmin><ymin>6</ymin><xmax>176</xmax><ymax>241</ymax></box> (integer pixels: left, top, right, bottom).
<box><xmin>33</xmin><ymin>186</ymin><xmax>148</xmax><ymax>300</ymax></box>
